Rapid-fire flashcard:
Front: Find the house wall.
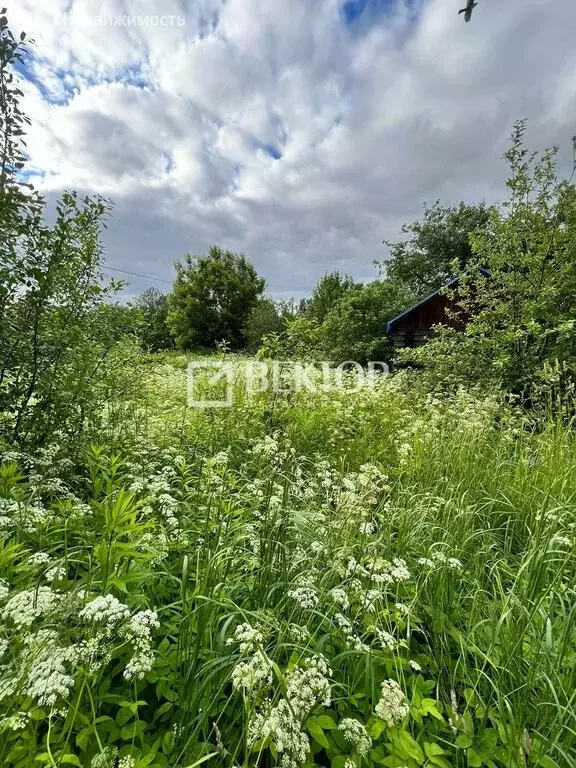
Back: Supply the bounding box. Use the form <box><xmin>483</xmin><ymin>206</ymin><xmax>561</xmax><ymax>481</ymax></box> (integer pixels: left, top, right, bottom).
<box><xmin>390</xmin><ymin>293</ymin><xmax>466</xmax><ymax>348</ymax></box>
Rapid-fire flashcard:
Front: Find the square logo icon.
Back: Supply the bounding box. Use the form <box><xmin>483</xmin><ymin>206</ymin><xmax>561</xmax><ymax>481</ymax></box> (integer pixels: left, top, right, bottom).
<box><xmin>187</xmin><ymin>361</ymin><xmax>234</xmax><ymax>407</ymax></box>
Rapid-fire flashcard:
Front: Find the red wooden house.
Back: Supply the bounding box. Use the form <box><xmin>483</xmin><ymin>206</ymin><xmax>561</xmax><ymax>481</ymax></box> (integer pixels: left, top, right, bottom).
<box><xmin>386</xmin><ymin>267</ymin><xmax>490</xmax><ymax>349</ymax></box>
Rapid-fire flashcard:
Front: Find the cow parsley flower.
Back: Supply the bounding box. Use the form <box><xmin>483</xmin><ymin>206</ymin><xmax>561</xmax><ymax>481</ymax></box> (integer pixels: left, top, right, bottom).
<box><xmin>375</xmin><ymin>679</ymin><xmax>409</xmax><ymax>726</ymax></box>
<box><xmin>286</xmin><ymin>655</ymin><xmax>331</xmax><ymax>717</ymax></box>
<box><xmin>90</xmin><ymin>748</ymin><xmax>119</xmax><ymax>768</ymax></box>
<box><xmin>409</xmin><ymin>660</ymin><xmax>421</xmax><ymax>671</ymax></box>
<box><xmin>231</xmin><ymin>651</ymin><xmax>272</xmax><ymax>691</ymax></box>
<box><xmin>5</xmin><ymin>587</ymin><xmax>60</xmax><ymax>628</ymax></box>
<box><xmin>122</xmin><ymin>610</ymin><xmax>160</xmax><ymax>681</ymax></box>
<box><xmin>330</xmin><ymin>588</ymin><xmax>349</xmax><ymax>610</ymax></box>
<box><xmin>28</xmin><ymin>552</ymin><xmax>51</xmax><ymax>566</ymax></box>
<box><xmin>249</xmin><ymin>699</ymin><xmax>309</xmax><ymax>768</ymax></box>
<box><xmin>45</xmin><ymin>565</ymin><xmax>66</xmax><ymax>582</ymax></box>
<box><xmin>339</xmin><ymin>718</ymin><xmax>372</xmax><ymax>757</ymax></box>
<box><xmin>0</xmin><ymin>579</ymin><xmax>9</xmax><ymax>600</ymax></box>
<box><xmin>227</xmin><ymin>622</ymin><xmax>263</xmax><ymax>653</ymax></box>
<box><xmin>78</xmin><ymin>595</ymin><xmax>130</xmax><ymax>625</ymax></box>
<box><xmin>25</xmin><ymin>647</ymin><xmax>74</xmax><ymax>707</ymax></box>
<box><xmin>288</xmin><ymin>586</ymin><xmax>318</xmax><ymax>609</ymax></box>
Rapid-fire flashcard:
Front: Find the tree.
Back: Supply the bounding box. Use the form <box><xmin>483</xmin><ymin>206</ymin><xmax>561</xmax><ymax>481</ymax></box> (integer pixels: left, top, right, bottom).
<box><xmin>305</xmin><ymin>272</ymin><xmax>359</xmax><ymax>324</ymax></box>
<box><xmin>0</xmin><ymin>14</ymin><xmax>142</xmax><ymax>446</ymax></box>
<box><xmin>320</xmin><ymin>279</ymin><xmax>413</xmax><ymax>364</ymax></box>
<box><xmin>136</xmin><ymin>287</ymin><xmax>174</xmax><ymax>352</ymax></box>
<box><xmin>167</xmin><ymin>246</ymin><xmax>265</xmax><ymax>350</ymax></box>
<box><xmin>382</xmin><ymin>201</ymin><xmax>492</xmax><ymax>298</ymax></box>
<box><xmin>243</xmin><ymin>299</ymin><xmax>284</xmax><ymax>353</ymax></box>
<box><xmin>401</xmin><ymin>122</ymin><xmax>576</xmax><ymax>403</ymax></box>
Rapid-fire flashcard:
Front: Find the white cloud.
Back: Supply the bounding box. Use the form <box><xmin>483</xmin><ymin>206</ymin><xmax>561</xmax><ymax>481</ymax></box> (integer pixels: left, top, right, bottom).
<box><xmin>10</xmin><ymin>0</ymin><xmax>576</xmax><ymax>298</ymax></box>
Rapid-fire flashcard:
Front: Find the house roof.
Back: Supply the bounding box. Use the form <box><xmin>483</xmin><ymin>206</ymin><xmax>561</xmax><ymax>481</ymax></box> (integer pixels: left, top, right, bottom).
<box><xmin>386</xmin><ymin>267</ymin><xmax>490</xmax><ymax>333</ymax></box>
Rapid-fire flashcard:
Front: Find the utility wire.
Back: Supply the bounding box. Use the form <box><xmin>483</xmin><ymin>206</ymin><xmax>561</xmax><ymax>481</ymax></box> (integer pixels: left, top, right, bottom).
<box><xmin>103</xmin><ymin>265</ymin><xmax>173</xmax><ymax>284</ymax></box>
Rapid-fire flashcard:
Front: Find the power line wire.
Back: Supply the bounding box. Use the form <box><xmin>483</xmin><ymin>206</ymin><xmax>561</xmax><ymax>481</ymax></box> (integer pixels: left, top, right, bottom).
<box><xmin>103</xmin><ymin>265</ymin><xmax>173</xmax><ymax>284</ymax></box>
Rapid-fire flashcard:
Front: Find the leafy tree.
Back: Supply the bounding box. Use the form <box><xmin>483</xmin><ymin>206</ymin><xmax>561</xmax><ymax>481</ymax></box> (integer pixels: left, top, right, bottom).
<box><xmin>0</xmin><ymin>12</ymin><xmax>140</xmax><ymax>446</ymax></box>
<box><xmin>305</xmin><ymin>271</ymin><xmax>359</xmax><ymax>324</ymax></box>
<box><xmin>382</xmin><ymin>200</ymin><xmax>492</xmax><ymax>298</ymax></box>
<box><xmin>401</xmin><ymin>122</ymin><xmax>576</xmax><ymax>403</ymax></box>
<box><xmin>243</xmin><ymin>298</ymin><xmax>284</xmax><ymax>352</ymax></box>
<box><xmin>167</xmin><ymin>246</ymin><xmax>265</xmax><ymax>350</ymax></box>
<box><xmin>136</xmin><ymin>287</ymin><xmax>174</xmax><ymax>352</ymax></box>
<box><xmin>320</xmin><ymin>279</ymin><xmax>413</xmax><ymax>364</ymax></box>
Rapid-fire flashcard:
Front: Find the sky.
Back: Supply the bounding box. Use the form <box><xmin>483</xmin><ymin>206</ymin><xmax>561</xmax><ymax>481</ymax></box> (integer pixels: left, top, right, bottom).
<box><xmin>9</xmin><ymin>0</ymin><xmax>576</xmax><ymax>300</ymax></box>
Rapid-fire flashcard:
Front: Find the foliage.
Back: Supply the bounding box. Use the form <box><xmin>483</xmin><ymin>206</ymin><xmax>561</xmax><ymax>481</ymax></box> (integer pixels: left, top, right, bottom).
<box><xmin>305</xmin><ymin>271</ymin><xmax>360</xmax><ymax>324</ymax></box>
<box><xmin>399</xmin><ymin>123</ymin><xmax>576</xmax><ymax>403</ymax></box>
<box><xmin>243</xmin><ymin>299</ymin><xmax>285</xmax><ymax>352</ymax></box>
<box><xmin>382</xmin><ymin>201</ymin><xmax>491</xmax><ymax>299</ymax></box>
<box><xmin>259</xmin><ymin>316</ymin><xmax>324</xmax><ymax>360</ymax></box>
<box><xmin>167</xmin><ymin>246</ymin><xmax>265</xmax><ymax>351</ymax></box>
<box><xmin>0</xmin><ymin>359</ymin><xmax>575</xmax><ymax>768</ymax></box>
<box><xmin>135</xmin><ymin>288</ymin><xmax>174</xmax><ymax>352</ymax></box>
<box><xmin>0</xmin><ymin>15</ymin><xmax>139</xmax><ymax>448</ymax></box>
<box><xmin>320</xmin><ymin>279</ymin><xmax>414</xmax><ymax>364</ymax></box>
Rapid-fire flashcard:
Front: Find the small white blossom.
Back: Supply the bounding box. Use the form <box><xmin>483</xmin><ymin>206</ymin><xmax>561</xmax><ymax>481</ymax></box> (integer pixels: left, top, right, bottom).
<box><xmin>28</xmin><ymin>552</ymin><xmax>51</xmax><ymax>566</ymax></box>
<box><xmin>339</xmin><ymin>718</ymin><xmax>372</xmax><ymax>757</ymax></box>
<box><xmin>375</xmin><ymin>679</ymin><xmax>409</xmax><ymax>727</ymax></box>
<box><xmin>288</xmin><ymin>586</ymin><xmax>318</xmax><ymax>609</ymax></box>
<box><xmin>330</xmin><ymin>588</ymin><xmax>350</xmax><ymax>611</ymax></box>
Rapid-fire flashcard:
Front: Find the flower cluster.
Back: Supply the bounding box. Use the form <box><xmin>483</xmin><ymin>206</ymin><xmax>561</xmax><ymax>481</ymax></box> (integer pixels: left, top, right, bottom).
<box><xmin>375</xmin><ymin>679</ymin><xmax>409</xmax><ymax>726</ymax></box>
<box><xmin>339</xmin><ymin>717</ymin><xmax>372</xmax><ymax>757</ymax></box>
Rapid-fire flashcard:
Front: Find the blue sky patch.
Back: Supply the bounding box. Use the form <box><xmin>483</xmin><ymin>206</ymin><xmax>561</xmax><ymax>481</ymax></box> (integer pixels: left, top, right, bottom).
<box><xmin>343</xmin><ymin>0</ymin><xmax>368</xmax><ymax>24</ymax></box>
<box><xmin>263</xmin><ymin>144</ymin><xmax>282</xmax><ymax>160</ymax></box>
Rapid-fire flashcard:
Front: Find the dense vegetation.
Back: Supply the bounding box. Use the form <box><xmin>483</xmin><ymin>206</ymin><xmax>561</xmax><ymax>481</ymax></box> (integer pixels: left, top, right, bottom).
<box><xmin>1</xmin><ymin>11</ymin><xmax>576</xmax><ymax>768</ymax></box>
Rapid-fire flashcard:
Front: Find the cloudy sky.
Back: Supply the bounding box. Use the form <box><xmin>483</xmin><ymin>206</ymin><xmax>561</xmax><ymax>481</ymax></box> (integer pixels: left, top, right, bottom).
<box><xmin>10</xmin><ymin>0</ymin><xmax>576</xmax><ymax>300</ymax></box>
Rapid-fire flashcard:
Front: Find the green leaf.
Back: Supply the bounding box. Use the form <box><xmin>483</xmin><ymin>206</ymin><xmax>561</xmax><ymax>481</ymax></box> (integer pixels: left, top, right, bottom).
<box><xmin>456</xmin><ymin>734</ymin><xmax>473</xmax><ymax>749</ymax></box>
<box><xmin>536</xmin><ymin>758</ymin><xmax>561</xmax><ymax>768</ymax></box>
<box><xmin>396</xmin><ymin>730</ymin><xmax>425</xmax><ymax>764</ymax></box>
<box><xmin>368</xmin><ymin>718</ymin><xmax>387</xmax><ymax>739</ymax></box>
<box><xmin>59</xmin><ymin>756</ymin><xmax>82</xmax><ymax>767</ymax></box>
<box><xmin>316</xmin><ymin>714</ymin><xmax>338</xmax><ymax>730</ymax></box>
<box><xmin>467</xmin><ymin>747</ymin><xmax>483</xmax><ymax>767</ymax></box>
<box><xmin>424</xmin><ymin>742</ymin><xmax>447</xmax><ymax>757</ymax></box>
<box><xmin>120</xmin><ymin>720</ymin><xmax>148</xmax><ymax>740</ymax></box>
<box><xmin>306</xmin><ymin>718</ymin><xmax>330</xmax><ymax>749</ymax></box>
<box><xmin>420</xmin><ymin>698</ymin><xmax>443</xmax><ymax>720</ymax></box>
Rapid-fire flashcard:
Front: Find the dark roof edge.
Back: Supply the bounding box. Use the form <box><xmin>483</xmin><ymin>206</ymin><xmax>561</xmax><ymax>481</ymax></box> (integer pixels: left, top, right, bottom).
<box><xmin>386</xmin><ymin>267</ymin><xmax>490</xmax><ymax>333</ymax></box>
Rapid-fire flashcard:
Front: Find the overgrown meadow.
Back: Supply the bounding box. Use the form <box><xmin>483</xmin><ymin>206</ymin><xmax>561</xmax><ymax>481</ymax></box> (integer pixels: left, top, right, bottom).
<box><xmin>1</xmin><ymin>355</ymin><xmax>575</xmax><ymax>768</ymax></box>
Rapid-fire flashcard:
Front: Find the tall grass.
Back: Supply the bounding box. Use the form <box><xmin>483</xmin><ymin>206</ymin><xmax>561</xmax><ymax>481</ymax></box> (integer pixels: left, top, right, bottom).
<box><xmin>0</xmin><ymin>358</ymin><xmax>574</xmax><ymax>767</ymax></box>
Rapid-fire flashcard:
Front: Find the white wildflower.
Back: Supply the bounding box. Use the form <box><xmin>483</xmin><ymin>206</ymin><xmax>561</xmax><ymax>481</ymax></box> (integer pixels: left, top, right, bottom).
<box><xmin>5</xmin><ymin>587</ymin><xmax>60</xmax><ymax>628</ymax></box>
<box><xmin>28</xmin><ymin>552</ymin><xmax>51</xmax><ymax>566</ymax></box>
<box><xmin>45</xmin><ymin>565</ymin><xmax>66</xmax><ymax>582</ymax></box>
<box><xmin>227</xmin><ymin>622</ymin><xmax>263</xmax><ymax>653</ymax></box>
<box><xmin>90</xmin><ymin>748</ymin><xmax>119</xmax><ymax>768</ymax></box>
<box><xmin>231</xmin><ymin>651</ymin><xmax>272</xmax><ymax>691</ymax></box>
<box><xmin>79</xmin><ymin>595</ymin><xmax>130</xmax><ymax>625</ymax></box>
<box><xmin>0</xmin><ymin>579</ymin><xmax>9</xmax><ymax>600</ymax></box>
<box><xmin>409</xmin><ymin>660</ymin><xmax>421</xmax><ymax>671</ymax></box>
<box><xmin>25</xmin><ymin>648</ymin><xmax>74</xmax><ymax>707</ymax></box>
<box><xmin>288</xmin><ymin>586</ymin><xmax>318</xmax><ymax>609</ymax></box>
<box><xmin>330</xmin><ymin>588</ymin><xmax>350</xmax><ymax>611</ymax></box>
<box><xmin>375</xmin><ymin>679</ymin><xmax>409</xmax><ymax>727</ymax></box>
<box><xmin>118</xmin><ymin>757</ymin><xmax>136</xmax><ymax>768</ymax></box>
<box><xmin>286</xmin><ymin>655</ymin><xmax>332</xmax><ymax>716</ymax></box>
<box><xmin>373</xmin><ymin>627</ymin><xmax>396</xmax><ymax>651</ymax></box>
<box><xmin>339</xmin><ymin>718</ymin><xmax>372</xmax><ymax>757</ymax></box>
